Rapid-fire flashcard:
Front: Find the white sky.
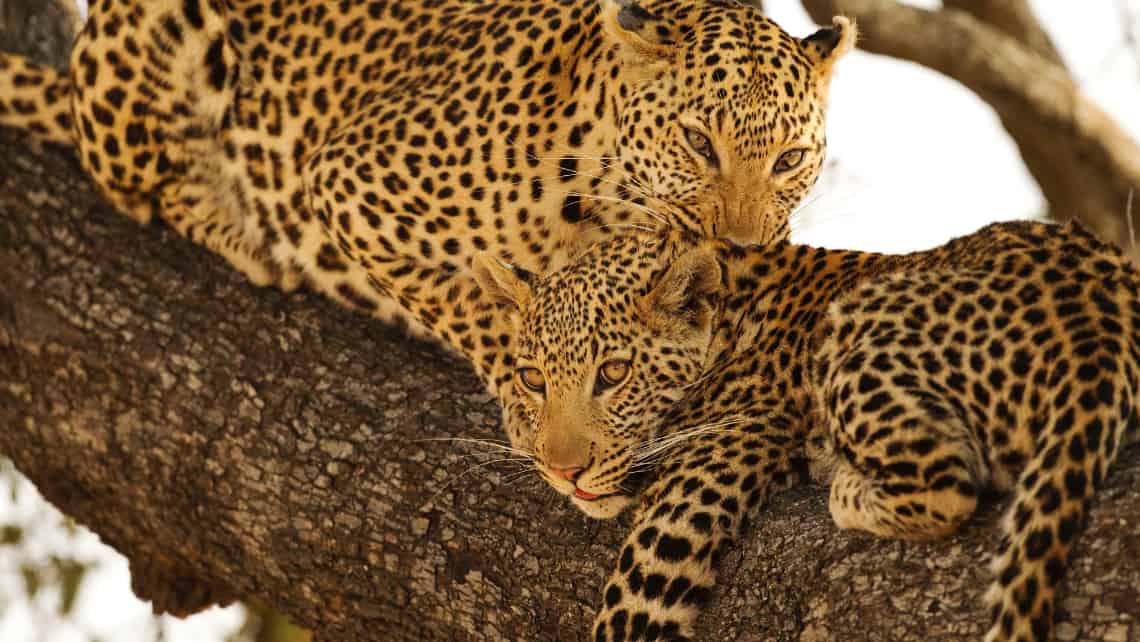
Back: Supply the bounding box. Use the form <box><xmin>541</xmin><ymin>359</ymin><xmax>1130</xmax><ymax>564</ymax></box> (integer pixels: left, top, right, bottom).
<box><xmin>768</xmin><ymin>0</ymin><xmax>1140</xmax><ymax>252</ymax></box>
<box><xmin>4</xmin><ymin>1</ymin><xmax>1140</xmax><ymax>641</ymax></box>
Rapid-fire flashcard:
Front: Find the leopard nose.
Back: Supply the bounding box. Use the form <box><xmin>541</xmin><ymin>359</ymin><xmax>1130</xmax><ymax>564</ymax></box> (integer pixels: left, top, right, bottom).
<box><xmin>549</xmin><ymin>466</ymin><xmax>585</xmax><ymax>482</ymax></box>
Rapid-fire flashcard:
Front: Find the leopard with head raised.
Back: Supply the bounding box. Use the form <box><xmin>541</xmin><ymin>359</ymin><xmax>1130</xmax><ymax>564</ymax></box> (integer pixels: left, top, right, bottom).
<box><xmin>0</xmin><ymin>0</ymin><xmax>852</xmax><ymax>348</ymax></box>
<box><xmin>455</xmin><ymin>220</ymin><xmax>1139</xmax><ymax>640</ymax></box>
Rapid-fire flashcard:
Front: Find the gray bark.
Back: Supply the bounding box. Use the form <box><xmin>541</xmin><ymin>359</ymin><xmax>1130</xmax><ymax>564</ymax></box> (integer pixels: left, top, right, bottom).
<box><xmin>3</xmin><ymin>133</ymin><xmax>1140</xmax><ymax>642</ymax></box>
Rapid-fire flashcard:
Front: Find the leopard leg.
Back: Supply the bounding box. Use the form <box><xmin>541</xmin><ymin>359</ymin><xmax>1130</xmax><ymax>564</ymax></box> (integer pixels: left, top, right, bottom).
<box><xmin>824</xmin><ymin>393</ymin><xmax>983</xmax><ymax>541</ymax></box>
<box><xmin>0</xmin><ymin>52</ymin><xmax>74</xmax><ymax>146</ymax></box>
<box><xmin>593</xmin><ymin>422</ymin><xmax>802</xmax><ymax>641</ymax></box>
<box><xmin>984</xmin><ymin>373</ymin><xmax>1136</xmax><ymax>642</ymax></box>
<box><xmin>67</xmin><ymin>0</ymin><xmax>283</xmax><ymax>288</ymax></box>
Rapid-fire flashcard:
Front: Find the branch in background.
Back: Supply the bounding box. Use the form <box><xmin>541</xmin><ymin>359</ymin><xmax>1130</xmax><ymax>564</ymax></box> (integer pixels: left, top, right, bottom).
<box><xmin>802</xmin><ymin>0</ymin><xmax>1140</xmax><ymax>258</ymax></box>
<box><xmin>942</xmin><ymin>0</ymin><xmax>1064</xmax><ymax>66</ymax></box>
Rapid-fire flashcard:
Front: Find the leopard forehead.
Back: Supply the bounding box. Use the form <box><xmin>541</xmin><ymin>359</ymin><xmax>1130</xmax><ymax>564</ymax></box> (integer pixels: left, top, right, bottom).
<box><xmin>673</xmin><ymin>7</ymin><xmax>831</xmax><ymax>112</ymax></box>
<box><xmin>519</xmin><ymin>236</ymin><xmax>664</xmax><ymax>373</ymax></box>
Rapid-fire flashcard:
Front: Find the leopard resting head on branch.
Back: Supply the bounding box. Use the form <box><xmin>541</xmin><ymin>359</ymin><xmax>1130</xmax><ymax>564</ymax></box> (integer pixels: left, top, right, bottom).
<box><xmin>473</xmin><ymin>220</ymin><xmax>1140</xmax><ymax>641</ymax></box>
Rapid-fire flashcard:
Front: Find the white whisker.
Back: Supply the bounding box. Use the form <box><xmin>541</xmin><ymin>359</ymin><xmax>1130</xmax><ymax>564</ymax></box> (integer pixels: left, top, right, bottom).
<box><xmin>514</xmin><ymin>161</ymin><xmax>661</xmax><ymax>208</ymax></box>
<box><xmin>502</xmin><ymin>134</ymin><xmax>670</xmax><ymax>216</ymax></box>
<box><xmin>586</xmin><ymin>222</ymin><xmax>658</xmax><ymax>235</ymax></box>
<box><xmin>1126</xmin><ymin>188</ymin><xmax>1135</xmax><ymax>252</ymax></box>
<box><xmin>631</xmin><ymin>418</ymin><xmax>749</xmax><ymax>466</ymax></box>
<box><xmin>413</xmin><ymin>436</ymin><xmax>535</xmax><ymax>458</ymax></box>
<box><xmin>418</xmin><ymin>454</ymin><xmax>536</xmax><ymax>511</ymax></box>
<box><xmin>516</xmin><ymin>183</ymin><xmax>670</xmax><ymax>225</ymax></box>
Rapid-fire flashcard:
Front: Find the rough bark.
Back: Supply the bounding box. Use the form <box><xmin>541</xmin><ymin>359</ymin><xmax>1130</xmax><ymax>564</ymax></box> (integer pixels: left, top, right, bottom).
<box><xmin>3</xmin><ymin>136</ymin><xmax>1140</xmax><ymax>641</ymax></box>
<box><xmin>802</xmin><ymin>0</ymin><xmax>1140</xmax><ymax>260</ymax></box>
<box><xmin>0</xmin><ymin>0</ymin><xmax>80</xmax><ymax>68</ymax></box>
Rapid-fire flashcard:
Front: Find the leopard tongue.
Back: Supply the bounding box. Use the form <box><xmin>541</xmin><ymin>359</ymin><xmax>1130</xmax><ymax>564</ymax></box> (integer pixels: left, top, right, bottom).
<box><xmin>574</xmin><ymin>488</ymin><xmax>600</xmax><ymax>500</ymax></box>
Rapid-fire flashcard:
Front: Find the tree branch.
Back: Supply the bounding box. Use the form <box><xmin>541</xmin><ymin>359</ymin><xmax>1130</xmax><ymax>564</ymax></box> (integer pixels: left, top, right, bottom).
<box><xmin>802</xmin><ymin>0</ymin><xmax>1140</xmax><ymax>259</ymax></box>
<box><xmin>0</xmin><ymin>130</ymin><xmax>609</xmax><ymax>640</ymax></box>
<box><xmin>942</xmin><ymin>0</ymin><xmax>1065</xmax><ymax>66</ymax></box>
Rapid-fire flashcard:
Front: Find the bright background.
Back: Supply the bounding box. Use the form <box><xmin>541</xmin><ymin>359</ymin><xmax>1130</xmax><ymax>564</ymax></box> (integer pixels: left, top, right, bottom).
<box><xmin>2</xmin><ymin>0</ymin><xmax>1139</xmax><ymax>640</ymax></box>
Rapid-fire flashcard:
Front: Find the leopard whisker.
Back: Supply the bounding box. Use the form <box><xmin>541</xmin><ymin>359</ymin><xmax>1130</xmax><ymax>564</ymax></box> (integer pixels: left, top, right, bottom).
<box><xmin>633</xmin><ymin>422</ymin><xmax>747</xmax><ymax>455</ymax></box>
<box><xmin>506</xmin><ymin>142</ymin><xmax>667</xmax><ymax>213</ymax></box>
<box><xmin>503</xmin><ymin>468</ymin><xmax>542</xmax><ymax>488</ymax></box>
<box><xmin>418</xmin><ymin>455</ymin><xmax>536</xmax><ymax>511</ymax></box>
<box><xmin>636</xmin><ymin>417</ymin><xmax>747</xmax><ymax>450</ymax></box>
<box><xmin>631</xmin><ymin>420</ymin><xmax>748</xmax><ymax>465</ymax></box>
<box><xmin>502</xmin><ymin>134</ymin><xmax>624</xmax><ymax>186</ymax></box>
<box><xmin>520</xmin><ymin>185</ymin><xmax>670</xmax><ymax>226</ymax></box>
<box><xmin>586</xmin><ymin>222</ymin><xmax>658</xmax><ymax>235</ymax></box>
<box><xmin>414</xmin><ymin>436</ymin><xmax>536</xmax><ymax>459</ymax></box>
<box><xmin>516</xmin><ymin>166</ymin><xmax>663</xmax><ymax>214</ymax></box>
<box><xmin>789</xmin><ymin>180</ymin><xmax>868</xmax><ymax>236</ymax></box>
<box><xmin>528</xmin><ymin>154</ymin><xmax>620</xmax><ymax>163</ymax></box>
<box><xmin>513</xmin><ymin>157</ymin><xmax>680</xmax><ymax>230</ymax></box>
<box><xmin>682</xmin><ymin>368</ymin><xmax>729</xmax><ymax>390</ymax></box>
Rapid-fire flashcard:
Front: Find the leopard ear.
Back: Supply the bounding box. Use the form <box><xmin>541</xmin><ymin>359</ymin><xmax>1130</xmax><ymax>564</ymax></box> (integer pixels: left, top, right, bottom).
<box><xmin>472</xmin><ymin>253</ymin><xmax>534</xmax><ymax>310</ymax></box>
<box><xmin>639</xmin><ymin>245</ymin><xmax>722</xmax><ymax>335</ymax></box>
<box><xmin>599</xmin><ymin>0</ymin><xmax>674</xmax><ymax>63</ymax></box>
<box><xmin>801</xmin><ymin>16</ymin><xmax>856</xmax><ymax>79</ymax></box>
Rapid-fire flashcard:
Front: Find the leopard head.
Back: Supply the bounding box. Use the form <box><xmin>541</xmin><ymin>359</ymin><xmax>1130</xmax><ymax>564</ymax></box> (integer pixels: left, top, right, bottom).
<box><xmin>599</xmin><ymin>0</ymin><xmax>856</xmax><ymax>244</ymax></box>
<box><xmin>474</xmin><ymin>231</ymin><xmax>724</xmax><ymax>518</ymax></box>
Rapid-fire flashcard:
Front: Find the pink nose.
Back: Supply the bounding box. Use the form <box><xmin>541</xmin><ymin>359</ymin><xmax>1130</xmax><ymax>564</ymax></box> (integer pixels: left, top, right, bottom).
<box><xmin>549</xmin><ymin>466</ymin><xmax>584</xmax><ymax>482</ymax></box>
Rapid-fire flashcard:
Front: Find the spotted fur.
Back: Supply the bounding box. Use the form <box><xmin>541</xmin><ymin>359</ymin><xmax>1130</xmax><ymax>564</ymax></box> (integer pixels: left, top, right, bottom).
<box><xmin>466</xmin><ymin>221</ymin><xmax>1138</xmax><ymax>640</ymax></box>
<box><xmin>0</xmin><ymin>0</ymin><xmax>853</xmax><ymax>346</ymax></box>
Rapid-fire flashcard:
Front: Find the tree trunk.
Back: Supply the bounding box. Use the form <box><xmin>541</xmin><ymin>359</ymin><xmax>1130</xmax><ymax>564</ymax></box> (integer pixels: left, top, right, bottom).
<box><xmin>3</xmin><ymin>135</ymin><xmax>1140</xmax><ymax>641</ymax></box>
<box><xmin>802</xmin><ymin>0</ymin><xmax>1140</xmax><ymax>261</ymax></box>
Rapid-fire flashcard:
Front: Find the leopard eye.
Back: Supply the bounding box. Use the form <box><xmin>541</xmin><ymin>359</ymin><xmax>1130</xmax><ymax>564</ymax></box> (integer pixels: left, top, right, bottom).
<box><xmin>597</xmin><ymin>359</ymin><xmax>632</xmax><ymax>390</ymax></box>
<box><xmin>683</xmin><ymin>127</ymin><xmax>718</xmax><ymax>166</ymax></box>
<box><xmin>518</xmin><ymin>367</ymin><xmax>546</xmax><ymax>393</ymax></box>
<box><xmin>773</xmin><ymin>149</ymin><xmax>807</xmax><ymax>174</ymax></box>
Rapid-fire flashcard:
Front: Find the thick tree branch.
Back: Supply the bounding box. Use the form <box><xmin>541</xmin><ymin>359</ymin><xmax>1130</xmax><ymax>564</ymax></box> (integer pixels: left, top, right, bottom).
<box><xmin>3</xmin><ymin>134</ymin><xmax>1140</xmax><ymax>641</ymax></box>
<box><xmin>942</xmin><ymin>0</ymin><xmax>1064</xmax><ymax>66</ymax></box>
<box><xmin>802</xmin><ymin>0</ymin><xmax>1140</xmax><ymax>259</ymax></box>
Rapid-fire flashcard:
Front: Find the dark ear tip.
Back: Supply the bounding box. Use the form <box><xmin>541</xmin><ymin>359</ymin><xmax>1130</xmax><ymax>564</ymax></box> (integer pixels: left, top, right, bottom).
<box><xmin>511</xmin><ymin>264</ymin><xmax>535</xmax><ymax>284</ymax></box>
<box><xmin>803</xmin><ymin>25</ymin><xmax>843</xmax><ymax>53</ymax></box>
<box><xmin>803</xmin><ymin>15</ymin><xmax>855</xmax><ymax>59</ymax></box>
<box><xmin>616</xmin><ymin>2</ymin><xmax>661</xmax><ymax>31</ymax></box>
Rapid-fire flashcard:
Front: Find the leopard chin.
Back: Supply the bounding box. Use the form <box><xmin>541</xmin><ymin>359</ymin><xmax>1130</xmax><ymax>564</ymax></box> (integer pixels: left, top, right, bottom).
<box><xmin>571</xmin><ymin>493</ymin><xmax>635</xmax><ymax>519</ymax></box>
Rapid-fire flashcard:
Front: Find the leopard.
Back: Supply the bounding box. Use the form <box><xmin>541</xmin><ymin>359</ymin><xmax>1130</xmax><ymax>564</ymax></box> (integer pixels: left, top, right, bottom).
<box><xmin>440</xmin><ymin>219</ymin><xmax>1137</xmax><ymax>641</ymax></box>
<box><xmin>0</xmin><ymin>0</ymin><xmax>853</xmax><ymax>348</ymax></box>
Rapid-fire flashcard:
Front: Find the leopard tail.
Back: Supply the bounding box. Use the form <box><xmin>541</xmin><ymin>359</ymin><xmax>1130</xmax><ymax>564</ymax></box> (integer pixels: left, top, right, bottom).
<box><xmin>984</xmin><ymin>271</ymin><xmax>1140</xmax><ymax>642</ymax></box>
<box><xmin>0</xmin><ymin>52</ymin><xmax>75</xmax><ymax>147</ymax></box>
